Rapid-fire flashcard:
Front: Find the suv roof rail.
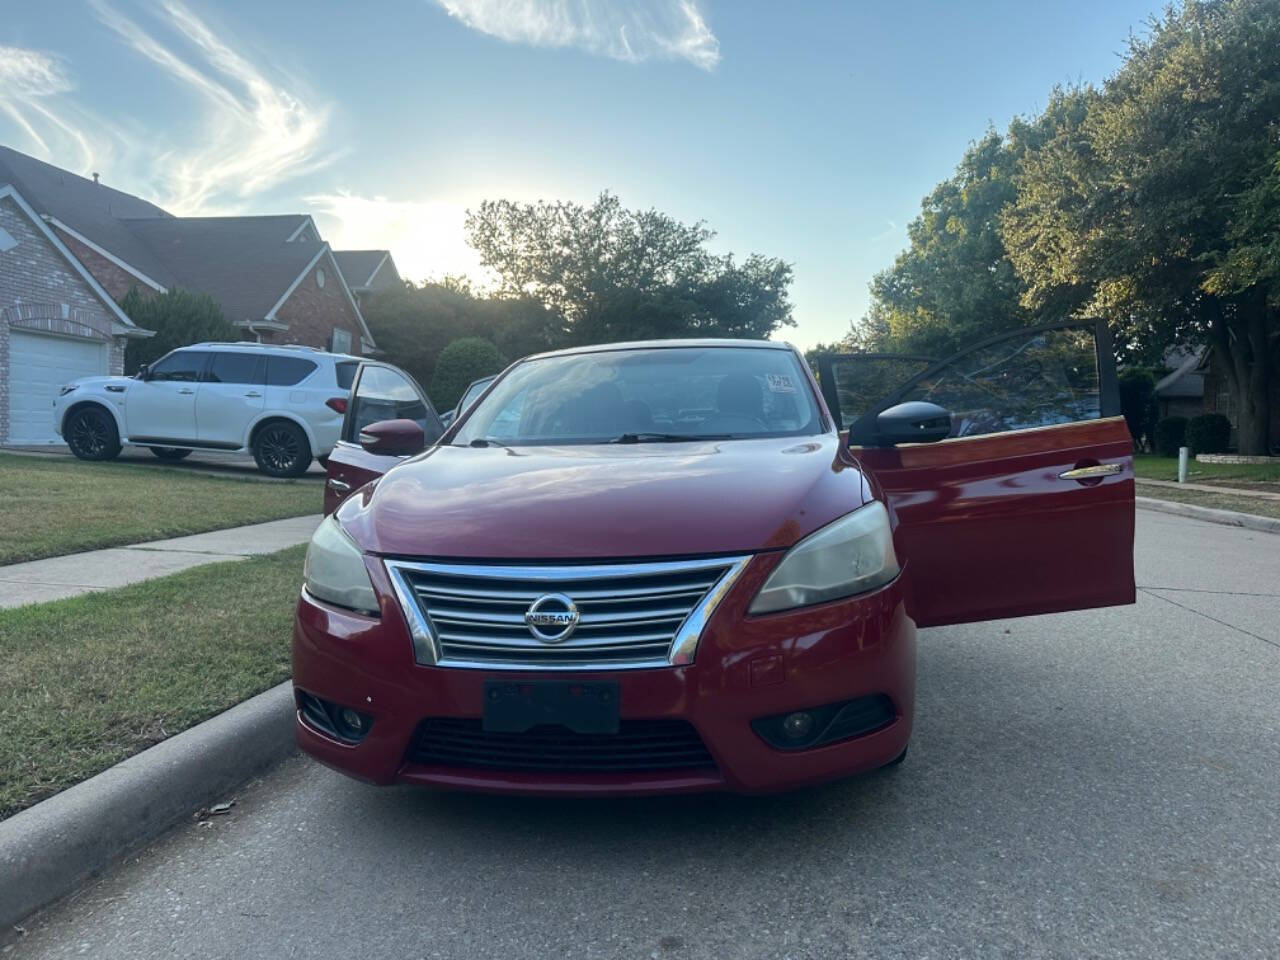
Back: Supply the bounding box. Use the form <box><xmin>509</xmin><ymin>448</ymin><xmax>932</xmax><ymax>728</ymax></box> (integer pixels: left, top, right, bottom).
<box><xmin>187</xmin><ymin>341</ymin><xmax>328</xmax><ymax>353</ymax></box>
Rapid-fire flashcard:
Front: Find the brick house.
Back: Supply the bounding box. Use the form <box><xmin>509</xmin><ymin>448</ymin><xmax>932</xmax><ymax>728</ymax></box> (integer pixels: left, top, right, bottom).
<box><xmin>0</xmin><ymin>144</ymin><xmax>376</xmax><ymax>364</ymax></box>
<box><xmin>0</xmin><ymin>184</ymin><xmax>151</xmax><ymax>444</ymax></box>
<box><xmin>1201</xmin><ymin>351</ymin><xmax>1280</xmax><ymax>454</ymax></box>
<box><xmin>334</xmin><ymin>250</ymin><xmax>402</xmax><ymax>308</ymax></box>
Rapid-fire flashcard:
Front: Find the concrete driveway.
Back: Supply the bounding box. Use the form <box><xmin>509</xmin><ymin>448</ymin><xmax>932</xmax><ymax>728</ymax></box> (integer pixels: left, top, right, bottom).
<box><xmin>2</xmin><ymin>445</ymin><xmax>326</xmax><ymax>480</ymax></box>
<box><xmin>11</xmin><ymin>511</ymin><xmax>1280</xmax><ymax>959</ymax></box>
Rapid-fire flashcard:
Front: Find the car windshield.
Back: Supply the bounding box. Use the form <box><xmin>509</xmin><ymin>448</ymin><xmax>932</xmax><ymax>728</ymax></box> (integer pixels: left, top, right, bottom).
<box><xmin>453</xmin><ymin>345</ymin><xmax>822</xmax><ymax>446</ymax></box>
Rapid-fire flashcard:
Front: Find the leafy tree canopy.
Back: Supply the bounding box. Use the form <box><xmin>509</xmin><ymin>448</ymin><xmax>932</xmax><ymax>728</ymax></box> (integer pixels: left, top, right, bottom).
<box><xmin>465</xmin><ymin>192</ymin><xmax>795</xmax><ymax>345</ymax></box>
<box><xmin>120</xmin><ymin>287</ymin><xmax>235</xmax><ymax>372</ymax></box>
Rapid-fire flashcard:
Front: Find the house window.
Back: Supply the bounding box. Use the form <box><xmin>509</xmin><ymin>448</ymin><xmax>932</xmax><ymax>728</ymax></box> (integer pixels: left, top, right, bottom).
<box><xmin>0</xmin><ymin>226</ymin><xmax>17</xmax><ymax>253</ymax></box>
<box><xmin>316</xmin><ymin>267</ymin><xmax>326</xmax><ymax>289</ymax></box>
<box><xmin>330</xmin><ymin>327</ymin><xmax>352</xmax><ymax>354</ymax></box>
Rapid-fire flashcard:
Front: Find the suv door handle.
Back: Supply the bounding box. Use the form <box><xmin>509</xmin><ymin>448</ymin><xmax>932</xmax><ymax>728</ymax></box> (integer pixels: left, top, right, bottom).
<box><xmin>245</xmin><ymin>392</ymin><xmax>262</xmax><ymax>398</ymax></box>
<box><xmin>177</xmin><ymin>388</ymin><xmax>195</xmax><ymax>395</ymax></box>
<box><xmin>327</xmin><ymin>478</ymin><xmax>351</xmax><ymax>493</ymax></box>
<box><xmin>1058</xmin><ymin>463</ymin><xmax>1122</xmax><ymax>480</ymax></box>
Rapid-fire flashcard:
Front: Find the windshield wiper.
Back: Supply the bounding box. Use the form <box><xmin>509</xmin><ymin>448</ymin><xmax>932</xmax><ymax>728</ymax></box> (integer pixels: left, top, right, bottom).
<box><xmin>610</xmin><ymin>432</ymin><xmax>736</xmax><ymax>444</ymax></box>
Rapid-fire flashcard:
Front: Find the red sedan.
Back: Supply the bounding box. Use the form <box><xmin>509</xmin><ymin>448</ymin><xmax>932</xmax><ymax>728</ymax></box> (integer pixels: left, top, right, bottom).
<box><xmin>293</xmin><ymin>322</ymin><xmax>1134</xmax><ymax>794</ymax></box>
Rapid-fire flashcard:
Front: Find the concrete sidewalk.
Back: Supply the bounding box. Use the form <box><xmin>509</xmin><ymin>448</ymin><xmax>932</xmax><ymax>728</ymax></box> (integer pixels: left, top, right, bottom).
<box><xmin>0</xmin><ymin>514</ymin><xmax>322</xmax><ymax>609</ymax></box>
<box><xmin>1135</xmin><ymin>476</ymin><xmax>1280</xmax><ymax>500</ymax></box>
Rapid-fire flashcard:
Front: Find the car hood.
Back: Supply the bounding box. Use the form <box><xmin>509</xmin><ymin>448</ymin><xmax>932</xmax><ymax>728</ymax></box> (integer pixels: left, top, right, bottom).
<box><xmin>338</xmin><ymin>435</ymin><xmax>871</xmax><ymax>560</ymax></box>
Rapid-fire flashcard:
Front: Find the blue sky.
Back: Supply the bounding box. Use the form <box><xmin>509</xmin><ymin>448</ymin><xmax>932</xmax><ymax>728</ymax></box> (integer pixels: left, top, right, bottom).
<box><xmin>1</xmin><ymin>0</ymin><xmax>1159</xmax><ymax>348</ymax></box>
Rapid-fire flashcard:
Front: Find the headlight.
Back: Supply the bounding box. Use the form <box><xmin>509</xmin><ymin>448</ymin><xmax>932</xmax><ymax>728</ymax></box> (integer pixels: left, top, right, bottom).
<box><xmin>304</xmin><ymin>517</ymin><xmax>379</xmax><ymax>614</ymax></box>
<box><xmin>749</xmin><ymin>501</ymin><xmax>899</xmax><ymax>615</ymax></box>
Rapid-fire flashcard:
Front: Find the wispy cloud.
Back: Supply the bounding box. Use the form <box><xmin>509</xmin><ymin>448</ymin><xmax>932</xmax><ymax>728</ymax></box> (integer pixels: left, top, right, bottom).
<box><xmin>433</xmin><ymin>0</ymin><xmax>720</xmax><ymax>70</ymax></box>
<box><xmin>307</xmin><ymin>191</ymin><xmax>488</xmax><ymax>286</ymax></box>
<box><xmin>90</xmin><ymin>0</ymin><xmax>331</xmax><ymax>214</ymax></box>
<box><xmin>0</xmin><ymin>5</ymin><xmax>330</xmax><ymax>215</ymax></box>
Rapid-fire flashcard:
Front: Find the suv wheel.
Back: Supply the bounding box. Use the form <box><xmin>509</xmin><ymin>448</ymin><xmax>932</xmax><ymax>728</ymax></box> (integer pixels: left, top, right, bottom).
<box><xmin>149</xmin><ymin>447</ymin><xmax>192</xmax><ymax>461</ymax></box>
<box><xmin>65</xmin><ymin>407</ymin><xmax>122</xmax><ymax>461</ymax></box>
<box><xmin>252</xmin><ymin>421</ymin><xmax>312</xmax><ymax>477</ymax></box>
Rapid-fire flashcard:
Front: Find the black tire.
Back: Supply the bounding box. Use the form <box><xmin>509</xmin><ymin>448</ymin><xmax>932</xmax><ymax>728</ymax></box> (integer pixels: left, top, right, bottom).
<box><xmin>149</xmin><ymin>446</ymin><xmax>192</xmax><ymax>461</ymax></box>
<box><xmin>316</xmin><ymin>455</ymin><xmax>330</xmax><ymax>469</ymax></box>
<box><xmin>65</xmin><ymin>406</ymin><xmax>121</xmax><ymax>461</ymax></box>
<box><xmin>252</xmin><ymin>420</ymin><xmax>312</xmax><ymax>477</ymax></box>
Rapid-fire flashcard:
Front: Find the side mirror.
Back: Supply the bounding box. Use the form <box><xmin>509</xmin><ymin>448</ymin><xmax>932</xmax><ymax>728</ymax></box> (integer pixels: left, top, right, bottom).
<box><xmin>135</xmin><ymin>364</ymin><xmax>151</xmax><ymax>381</ymax></box>
<box><xmin>873</xmin><ymin>401</ymin><xmax>952</xmax><ymax>446</ymax></box>
<box><xmin>358</xmin><ymin>418</ymin><xmax>425</xmax><ymax>456</ymax></box>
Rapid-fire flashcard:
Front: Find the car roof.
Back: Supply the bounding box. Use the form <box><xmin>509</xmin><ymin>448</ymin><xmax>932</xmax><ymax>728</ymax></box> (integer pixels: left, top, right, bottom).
<box><xmin>522</xmin><ymin>338</ymin><xmax>797</xmax><ymax>363</ymax></box>
<box><xmin>185</xmin><ymin>342</ymin><xmax>361</xmax><ymax>362</ymax></box>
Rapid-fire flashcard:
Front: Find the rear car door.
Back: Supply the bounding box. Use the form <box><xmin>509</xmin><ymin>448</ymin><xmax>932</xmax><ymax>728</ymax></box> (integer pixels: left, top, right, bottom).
<box><xmin>124</xmin><ymin>349</ymin><xmax>208</xmax><ymax>443</ymax></box>
<box><xmin>818</xmin><ymin>319</ymin><xmax>1135</xmax><ymax>628</ymax></box>
<box><xmin>324</xmin><ymin>363</ymin><xmax>444</xmax><ymax>514</ymax></box>
<box><xmin>196</xmin><ymin>351</ymin><xmax>266</xmax><ymax>447</ymax></box>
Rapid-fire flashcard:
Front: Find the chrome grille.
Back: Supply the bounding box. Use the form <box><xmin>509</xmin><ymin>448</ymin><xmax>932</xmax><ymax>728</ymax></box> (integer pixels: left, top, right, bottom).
<box><xmin>384</xmin><ymin>557</ymin><xmax>750</xmax><ymax>670</ymax></box>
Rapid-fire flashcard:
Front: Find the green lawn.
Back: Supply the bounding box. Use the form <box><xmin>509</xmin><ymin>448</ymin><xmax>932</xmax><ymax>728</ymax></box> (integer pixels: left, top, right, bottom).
<box><xmin>1133</xmin><ymin>453</ymin><xmax>1280</xmax><ymax>485</ymax></box>
<box><xmin>0</xmin><ymin>545</ymin><xmax>305</xmax><ymax>819</ymax></box>
<box><xmin>0</xmin><ymin>453</ymin><xmax>320</xmax><ymax>564</ymax></box>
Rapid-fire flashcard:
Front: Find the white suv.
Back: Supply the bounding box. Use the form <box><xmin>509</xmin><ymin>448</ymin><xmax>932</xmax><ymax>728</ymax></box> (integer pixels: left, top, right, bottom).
<box><xmin>54</xmin><ymin>342</ymin><xmax>360</xmax><ymax>477</ymax></box>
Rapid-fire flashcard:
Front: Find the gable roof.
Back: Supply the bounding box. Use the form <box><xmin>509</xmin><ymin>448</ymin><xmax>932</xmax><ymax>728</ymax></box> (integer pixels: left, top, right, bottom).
<box><xmin>334</xmin><ymin>250</ymin><xmax>389</xmax><ymax>288</ymax></box>
<box><xmin>120</xmin><ymin>216</ymin><xmax>325</xmax><ymax>324</ymax></box>
<box><xmin>0</xmin><ymin>144</ymin><xmax>175</xmax><ymax>289</ymax></box>
<box><xmin>0</xmin><ymin>183</ymin><xmax>145</xmax><ymax>335</ymax></box>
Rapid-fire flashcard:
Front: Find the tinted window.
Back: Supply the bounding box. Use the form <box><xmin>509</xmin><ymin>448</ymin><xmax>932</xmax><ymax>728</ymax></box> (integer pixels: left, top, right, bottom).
<box><xmin>456</xmin><ymin>377</ymin><xmax>494</xmax><ymax>416</ymax></box>
<box><xmin>895</xmin><ymin>326</ymin><xmax>1101</xmax><ymax>439</ymax></box>
<box><xmin>335</xmin><ymin>361</ymin><xmax>358</xmax><ymax>390</ymax></box>
<box><xmin>149</xmin><ymin>350</ymin><xmax>207</xmax><ymax>383</ymax></box>
<box><xmin>205</xmin><ymin>352</ymin><xmax>263</xmax><ymax>385</ymax></box>
<box><xmin>346</xmin><ymin>366</ymin><xmax>441</xmax><ymax>444</ymax></box>
<box><xmin>454</xmin><ymin>347</ymin><xmax>821</xmax><ymax>446</ymax></box>
<box><xmin>823</xmin><ymin>356</ymin><xmax>937</xmax><ymax>430</ymax></box>
<box><xmin>266</xmin><ymin>356</ymin><xmax>318</xmax><ymax>386</ymax></box>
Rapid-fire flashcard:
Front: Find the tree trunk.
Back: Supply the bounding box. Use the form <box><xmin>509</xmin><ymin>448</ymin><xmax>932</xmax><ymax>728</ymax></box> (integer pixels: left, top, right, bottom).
<box><xmin>1206</xmin><ymin>295</ymin><xmax>1273</xmax><ymax>456</ymax></box>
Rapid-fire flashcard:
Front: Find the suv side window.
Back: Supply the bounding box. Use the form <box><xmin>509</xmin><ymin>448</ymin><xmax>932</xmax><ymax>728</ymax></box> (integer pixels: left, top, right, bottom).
<box><xmin>149</xmin><ymin>350</ymin><xmax>208</xmax><ymax>382</ymax></box>
<box><xmin>205</xmin><ymin>352</ymin><xmax>264</xmax><ymax>385</ymax></box>
<box><xmin>266</xmin><ymin>356</ymin><xmax>318</xmax><ymax>387</ymax></box>
<box><xmin>345</xmin><ymin>365</ymin><xmax>441</xmax><ymax>444</ymax></box>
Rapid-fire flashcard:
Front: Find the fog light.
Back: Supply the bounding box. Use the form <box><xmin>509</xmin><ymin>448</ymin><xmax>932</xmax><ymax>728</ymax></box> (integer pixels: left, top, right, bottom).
<box><xmin>340</xmin><ymin>708</ymin><xmax>365</xmax><ymax>733</ymax></box>
<box><xmin>781</xmin><ymin>711</ymin><xmax>814</xmax><ymax>741</ymax></box>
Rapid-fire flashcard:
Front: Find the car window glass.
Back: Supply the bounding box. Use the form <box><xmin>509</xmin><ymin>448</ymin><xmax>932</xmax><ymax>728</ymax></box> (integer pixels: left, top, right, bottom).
<box><xmin>457</xmin><ymin>377</ymin><xmax>494</xmax><ymax>415</ymax></box>
<box><xmin>205</xmin><ymin>352</ymin><xmax>263</xmax><ymax>385</ymax></box>
<box><xmin>895</xmin><ymin>325</ymin><xmax>1102</xmax><ymax>439</ymax></box>
<box><xmin>346</xmin><ymin>366</ymin><xmax>437</xmax><ymax>443</ymax></box>
<box><xmin>149</xmin><ymin>350</ymin><xmax>207</xmax><ymax>382</ymax></box>
<box><xmin>823</xmin><ymin>357</ymin><xmax>937</xmax><ymax>430</ymax></box>
<box><xmin>335</xmin><ymin>361</ymin><xmax>358</xmax><ymax>390</ymax></box>
<box><xmin>266</xmin><ymin>356</ymin><xmax>318</xmax><ymax>386</ymax></box>
<box><xmin>456</xmin><ymin>347</ymin><xmax>821</xmax><ymax>445</ymax></box>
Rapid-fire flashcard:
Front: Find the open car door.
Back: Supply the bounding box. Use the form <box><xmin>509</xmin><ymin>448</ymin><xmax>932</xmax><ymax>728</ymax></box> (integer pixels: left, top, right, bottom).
<box><xmin>323</xmin><ymin>363</ymin><xmax>443</xmax><ymax>515</ymax></box>
<box><xmin>818</xmin><ymin>319</ymin><xmax>1135</xmax><ymax>628</ymax></box>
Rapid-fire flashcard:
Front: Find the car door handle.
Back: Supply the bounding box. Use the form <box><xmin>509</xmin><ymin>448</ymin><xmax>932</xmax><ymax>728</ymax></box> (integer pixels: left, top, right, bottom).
<box><xmin>245</xmin><ymin>391</ymin><xmax>262</xmax><ymax>398</ymax></box>
<box><xmin>1058</xmin><ymin>463</ymin><xmax>1122</xmax><ymax>480</ymax></box>
<box><xmin>327</xmin><ymin>478</ymin><xmax>351</xmax><ymax>493</ymax></box>
<box><xmin>177</xmin><ymin>388</ymin><xmax>195</xmax><ymax>395</ymax></box>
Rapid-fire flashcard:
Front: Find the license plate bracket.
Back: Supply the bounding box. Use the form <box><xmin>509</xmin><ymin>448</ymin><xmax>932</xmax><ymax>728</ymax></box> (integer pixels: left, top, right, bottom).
<box><xmin>483</xmin><ymin>680</ymin><xmax>620</xmax><ymax>734</ymax></box>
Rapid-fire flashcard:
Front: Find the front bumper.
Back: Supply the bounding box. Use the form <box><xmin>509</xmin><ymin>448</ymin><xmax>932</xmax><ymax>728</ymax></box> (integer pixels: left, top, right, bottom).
<box><xmin>291</xmin><ymin>553</ymin><xmax>916</xmax><ymax>795</ymax></box>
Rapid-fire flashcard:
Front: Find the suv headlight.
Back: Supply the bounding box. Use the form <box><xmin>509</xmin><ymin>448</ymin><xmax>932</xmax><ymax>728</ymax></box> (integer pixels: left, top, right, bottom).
<box><xmin>304</xmin><ymin>517</ymin><xmax>379</xmax><ymax>614</ymax></box>
<box><xmin>749</xmin><ymin>501</ymin><xmax>899</xmax><ymax>615</ymax></box>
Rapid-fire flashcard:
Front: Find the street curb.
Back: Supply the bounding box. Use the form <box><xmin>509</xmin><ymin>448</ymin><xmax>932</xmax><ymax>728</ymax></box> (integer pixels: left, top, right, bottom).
<box><xmin>0</xmin><ymin>681</ymin><xmax>296</xmax><ymax>931</ymax></box>
<box><xmin>1136</xmin><ymin>496</ymin><xmax>1280</xmax><ymax>535</ymax></box>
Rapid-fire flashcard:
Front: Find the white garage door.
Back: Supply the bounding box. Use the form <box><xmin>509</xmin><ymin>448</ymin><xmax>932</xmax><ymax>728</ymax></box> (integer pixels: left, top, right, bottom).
<box><xmin>7</xmin><ymin>331</ymin><xmax>108</xmax><ymax>444</ymax></box>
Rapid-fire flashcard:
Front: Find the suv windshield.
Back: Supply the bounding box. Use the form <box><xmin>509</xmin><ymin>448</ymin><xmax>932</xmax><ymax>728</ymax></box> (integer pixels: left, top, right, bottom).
<box><xmin>453</xmin><ymin>345</ymin><xmax>822</xmax><ymax>446</ymax></box>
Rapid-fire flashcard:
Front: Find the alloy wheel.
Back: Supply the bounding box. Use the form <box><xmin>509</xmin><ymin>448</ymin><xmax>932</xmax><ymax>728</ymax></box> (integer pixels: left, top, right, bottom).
<box><xmin>259</xmin><ymin>426</ymin><xmax>301</xmax><ymax>473</ymax></box>
<box><xmin>70</xmin><ymin>413</ymin><xmax>108</xmax><ymax>457</ymax></box>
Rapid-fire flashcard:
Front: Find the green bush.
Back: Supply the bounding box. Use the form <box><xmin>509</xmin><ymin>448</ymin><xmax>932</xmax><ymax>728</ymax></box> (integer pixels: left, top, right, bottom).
<box><xmin>120</xmin><ymin>287</ymin><xmax>235</xmax><ymax>372</ymax></box>
<box><xmin>429</xmin><ymin>337</ymin><xmax>507</xmax><ymax>410</ymax></box>
<box><xmin>1154</xmin><ymin>417</ymin><xmax>1187</xmax><ymax>457</ymax></box>
<box><xmin>1118</xmin><ymin>368</ymin><xmax>1158</xmax><ymax>448</ymax></box>
<box><xmin>1185</xmin><ymin>413</ymin><xmax>1231</xmax><ymax>455</ymax></box>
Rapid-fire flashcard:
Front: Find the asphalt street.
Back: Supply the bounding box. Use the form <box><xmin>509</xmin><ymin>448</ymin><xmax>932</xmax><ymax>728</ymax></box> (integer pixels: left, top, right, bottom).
<box><xmin>9</xmin><ymin>511</ymin><xmax>1279</xmax><ymax>959</ymax></box>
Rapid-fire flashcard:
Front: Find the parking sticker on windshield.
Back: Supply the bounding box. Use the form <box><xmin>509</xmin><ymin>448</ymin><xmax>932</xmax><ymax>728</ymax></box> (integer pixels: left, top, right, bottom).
<box><xmin>766</xmin><ymin>374</ymin><xmax>797</xmax><ymax>394</ymax></box>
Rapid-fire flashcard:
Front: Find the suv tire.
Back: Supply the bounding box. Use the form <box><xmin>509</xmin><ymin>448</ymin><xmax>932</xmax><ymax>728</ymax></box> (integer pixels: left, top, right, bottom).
<box><xmin>252</xmin><ymin>420</ymin><xmax>312</xmax><ymax>477</ymax></box>
<box><xmin>149</xmin><ymin>446</ymin><xmax>192</xmax><ymax>461</ymax></box>
<box><xmin>65</xmin><ymin>406</ymin><xmax>122</xmax><ymax>461</ymax></box>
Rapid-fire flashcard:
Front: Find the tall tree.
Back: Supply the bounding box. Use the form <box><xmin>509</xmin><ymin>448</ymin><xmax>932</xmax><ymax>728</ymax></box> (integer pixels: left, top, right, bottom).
<box><xmin>1004</xmin><ymin>0</ymin><xmax>1280</xmax><ymax>453</ymax></box>
<box><xmin>465</xmin><ymin>192</ymin><xmax>795</xmax><ymax>344</ymax></box>
<box><xmin>120</xmin><ymin>287</ymin><xmax>234</xmax><ymax>371</ymax></box>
